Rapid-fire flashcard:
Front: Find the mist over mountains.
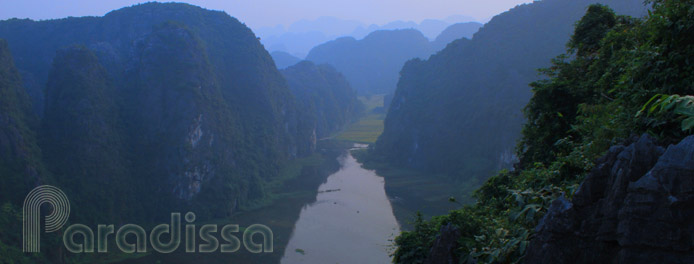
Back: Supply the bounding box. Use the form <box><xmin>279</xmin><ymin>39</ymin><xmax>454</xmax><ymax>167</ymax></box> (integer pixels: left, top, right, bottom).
<box><xmin>306</xmin><ymin>29</ymin><xmax>432</xmax><ymax>95</ymax></box>
<box><xmin>256</xmin><ymin>15</ymin><xmax>481</xmax><ymax>58</ymax></box>
<box><xmin>270</xmin><ymin>51</ymin><xmax>302</xmax><ymax>69</ymax></box>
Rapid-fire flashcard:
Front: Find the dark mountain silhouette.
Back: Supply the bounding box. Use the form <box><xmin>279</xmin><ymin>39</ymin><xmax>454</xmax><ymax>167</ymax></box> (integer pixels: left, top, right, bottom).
<box><xmin>0</xmin><ymin>2</ymin><xmax>332</xmax><ymax>227</ymax></box>
<box><xmin>281</xmin><ymin>61</ymin><xmax>363</xmax><ymax>141</ymax></box>
<box><xmin>0</xmin><ymin>39</ymin><xmax>47</xmax><ymax>206</ymax></box>
<box><xmin>431</xmin><ymin>22</ymin><xmax>483</xmax><ymax>51</ymax></box>
<box><xmin>271</xmin><ymin>51</ymin><xmax>302</xmax><ymax>69</ymax></box>
<box><xmin>258</xmin><ymin>16</ymin><xmax>481</xmax><ymax>57</ymax></box>
<box><xmin>373</xmin><ymin>0</ymin><xmax>647</xmax><ymax>183</ymax></box>
<box><xmin>306</xmin><ymin>29</ymin><xmax>431</xmax><ymax>95</ymax></box>
<box><xmin>261</xmin><ymin>31</ymin><xmax>329</xmax><ymax>58</ymax></box>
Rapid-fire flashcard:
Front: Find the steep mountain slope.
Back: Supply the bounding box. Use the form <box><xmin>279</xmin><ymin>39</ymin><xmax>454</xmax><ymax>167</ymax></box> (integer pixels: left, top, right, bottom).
<box><xmin>0</xmin><ymin>39</ymin><xmax>47</xmax><ymax>206</ymax></box>
<box><xmin>0</xmin><ymin>3</ymin><xmax>314</xmax><ymax>221</ymax></box>
<box><xmin>306</xmin><ymin>29</ymin><xmax>432</xmax><ymax>95</ymax></box>
<box><xmin>0</xmin><ymin>38</ymin><xmax>45</xmax><ymax>264</ymax></box>
<box><xmin>431</xmin><ymin>22</ymin><xmax>482</xmax><ymax>51</ymax></box>
<box><xmin>271</xmin><ymin>51</ymin><xmax>302</xmax><ymax>69</ymax></box>
<box><xmin>281</xmin><ymin>61</ymin><xmax>363</xmax><ymax>144</ymax></box>
<box><xmin>373</xmin><ymin>0</ymin><xmax>647</xmax><ymax>183</ymax></box>
<box><xmin>41</xmin><ymin>46</ymin><xmax>134</xmax><ymax>223</ymax></box>
<box><xmin>392</xmin><ymin>1</ymin><xmax>694</xmax><ymax>262</ymax></box>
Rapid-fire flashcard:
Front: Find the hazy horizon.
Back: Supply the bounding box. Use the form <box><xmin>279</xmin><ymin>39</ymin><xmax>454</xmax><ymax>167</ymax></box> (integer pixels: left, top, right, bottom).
<box><xmin>0</xmin><ymin>0</ymin><xmax>534</xmax><ymax>30</ymax></box>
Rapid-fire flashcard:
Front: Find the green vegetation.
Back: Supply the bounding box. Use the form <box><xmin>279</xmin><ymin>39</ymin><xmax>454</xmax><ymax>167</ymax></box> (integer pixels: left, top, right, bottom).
<box><xmin>111</xmin><ymin>140</ymin><xmax>349</xmax><ymax>264</ymax></box>
<box><xmin>336</xmin><ymin>94</ymin><xmax>386</xmax><ymax>143</ymax></box>
<box><xmin>0</xmin><ymin>3</ymin><xmax>361</xmax><ymax>262</ymax></box>
<box><xmin>372</xmin><ymin>0</ymin><xmax>645</xmax><ymax>195</ymax></box>
<box><xmin>281</xmin><ymin>60</ymin><xmax>364</xmax><ymax>147</ymax></box>
<box><xmin>335</xmin><ymin>113</ymin><xmax>385</xmax><ymax>143</ymax></box>
<box><xmin>0</xmin><ymin>2</ymin><xmax>311</xmax><ymax>224</ymax></box>
<box><xmin>241</xmin><ymin>153</ymin><xmax>324</xmax><ymax>211</ymax></box>
<box><xmin>0</xmin><ymin>39</ymin><xmax>48</xmax><ymax>206</ymax></box>
<box><xmin>353</xmin><ymin>149</ymin><xmax>476</xmax><ymax>230</ymax></box>
<box><xmin>639</xmin><ymin>94</ymin><xmax>694</xmax><ymax>131</ymax></box>
<box><xmin>0</xmin><ymin>40</ymin><xmax>52</xmax><ymax>263</ymax></box>
<box><xmin>392</xmin><ymin>1</ymin><xmax>694</xmax><ymax>263</ymax></box>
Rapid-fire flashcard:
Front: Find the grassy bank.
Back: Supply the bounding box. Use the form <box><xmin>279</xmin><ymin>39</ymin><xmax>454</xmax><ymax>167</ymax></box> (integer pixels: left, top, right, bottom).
<box><xmin>336</xmin><ymin>94</ymin><xmax>386</xmax><ymax>143</ymax></box>
<box><xmin>335</xmin><ymin>113</ymin><xmax>385</xmax><ymax>143</ymax></box>
<box><xmin>352</xmin><ymin>149</ymin><xmax>481</xmax><ymax>230</ymax></box>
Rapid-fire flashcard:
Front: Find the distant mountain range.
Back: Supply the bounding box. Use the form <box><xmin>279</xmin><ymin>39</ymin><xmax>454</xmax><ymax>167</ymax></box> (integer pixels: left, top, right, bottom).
<box><xmin>431</xmin><ymin>22</ymin><xmax>484</xmax><ymax>51</ymax></box>
<box><xmin>301</xmin><ymin>22</ymin><xmax>482</xmax><ymax>95</ymax></box>
<box><xmin>271</xmin><ymin>51</ymin><xmax>301</xmax><ymax>69</ymax></box>
<box><xmin>306</xmin><ymin>29</ymin><xmax>431</xmax><ymax>95</ymax></box>
<box><xmin>256</xmin><ymin>16</ymin><xmax>480</xmax><ymax>58</ymax></box>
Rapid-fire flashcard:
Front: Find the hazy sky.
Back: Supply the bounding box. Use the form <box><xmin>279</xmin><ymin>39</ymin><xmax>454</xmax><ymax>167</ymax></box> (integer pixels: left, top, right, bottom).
<box><xmin>0</xmin><ymin>0</ymin><xmax>534</xmax><ymax>28</ymax></box>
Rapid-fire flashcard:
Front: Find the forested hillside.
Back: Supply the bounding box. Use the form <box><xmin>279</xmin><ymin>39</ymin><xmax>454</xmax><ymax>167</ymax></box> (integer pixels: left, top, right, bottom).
<box><xmin>372</xmin><ymin>0</ymin><xmax>646</xmax><ymax>188</ymax></box>
<box><xmin>392</xmin><ymin>1</ymin><xmax>694</xmax><ymax>263</ymax></box>
<box><xmin>281</xmin><ymin>61</ymin><xmax>363</xmax><ymax>143</ymax></box>
<box><xmin>0</xmin><ymin>38</ymin><xmax>50</xmax><ymax>263</ymax></box>
<box><xmin>0</xmin><ymin>3</ymin><xmax>362</xmax><ymax>260</ymax></box>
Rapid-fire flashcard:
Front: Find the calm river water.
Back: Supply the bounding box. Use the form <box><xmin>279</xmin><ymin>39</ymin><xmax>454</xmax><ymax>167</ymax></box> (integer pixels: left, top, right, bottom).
<box><xmin>281</xmin><ymin>145</ymin><xmax>401</xmax><ymax>263</ymax></box>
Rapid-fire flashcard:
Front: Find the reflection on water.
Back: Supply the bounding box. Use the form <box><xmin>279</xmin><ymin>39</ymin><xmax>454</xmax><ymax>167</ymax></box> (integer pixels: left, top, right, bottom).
<box><xmin>281</xmin><ymin>146</ymin><xmax>400</xmax><ymax>264</ymax></box>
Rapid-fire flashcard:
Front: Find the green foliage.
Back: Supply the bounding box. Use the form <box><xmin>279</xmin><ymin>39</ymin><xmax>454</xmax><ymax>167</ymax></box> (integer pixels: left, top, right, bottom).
<box><xmin>569</xmin><ymin>4</ymin><xmax>617</xmax><ymax>56</ymax></box>
<box><xmin>639</xmin><ymin>94</ymin><xmax>694</xmax><ymax>132</ymax></box>
<box><xmin>0</xmin><ymin>3</ymin><xmax>338</xmax><ymax>262</ymax></box>
<box><xmin>374</xmin><ymin>0</ymin><xmax>646</xmax><ymax>189</ymax></box>
<box><xmin>0</xmin><ymin>1</ymin><xmax>320</xmax><ymax>221</ymax></box>
<box><xmin>0</xmin><ymin>39</ymin><xmax>49</xmax><ymax>205</ymax></box>
<box><xmin>336</xmin><ymin>94</ymin><xmax>385</xmax><ymax>143</ymax></box>
<box><xmin>393</xmin><ymin>1</ymin><xmax>694</xmax><ymax>263</ymax></box>
<box><xmin>281</xmin><ymin>61</ymin><xmax>364</xmax><ymax>142</ymax></box>
<box><xmin>392</xmin><ymin>213</ymin><xmax>437</xmax><ymax>263</ymax></box>
<box><xmin>0</xmin><ymin>203</ymin><xmax>47</xmax><ymax>263</ymax></box>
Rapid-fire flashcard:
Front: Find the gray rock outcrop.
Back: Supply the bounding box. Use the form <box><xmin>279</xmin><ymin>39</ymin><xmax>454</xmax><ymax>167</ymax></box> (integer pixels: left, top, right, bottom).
<box><xmin>525</xmin><ymin>134</ymin><xmax>694</xmax><ymax>263</ymax></box>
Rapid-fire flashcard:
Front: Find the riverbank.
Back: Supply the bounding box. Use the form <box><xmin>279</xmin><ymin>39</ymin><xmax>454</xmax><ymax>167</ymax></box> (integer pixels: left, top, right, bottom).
<box><xmin>334</xmin><ymin>93</ymin><xmax>480</xmax><ymax>230</ymax></box>
<box><xmin>281</xmin><ymin>146</ymin><xmax>400</xmax><ymax>263</ymax></box>
<box><xmin>335</xmin><ymin>94</ymin><xmax>386</xmax><ymax>144</ymax></box>
<box><xmin>109</xmin><ymin>140</ymin><xmax>351</xmax><ymax>264</ymax></box>
<box><xmin>352</xmin><ymin>149</ymin><xmax>481</xmax><ymax>230</ymax></box>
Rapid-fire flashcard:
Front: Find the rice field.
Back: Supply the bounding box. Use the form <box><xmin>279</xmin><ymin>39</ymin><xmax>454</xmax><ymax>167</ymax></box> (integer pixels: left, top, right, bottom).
<box><xmin>335</xmin><ymin>94</ymin><xmax>386</xmax><ymax>143</ymax></box>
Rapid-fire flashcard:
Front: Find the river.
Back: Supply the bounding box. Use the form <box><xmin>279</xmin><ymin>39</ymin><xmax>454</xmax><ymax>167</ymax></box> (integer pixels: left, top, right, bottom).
<box><xmin>281</xmin><ymin>145</ymin><xmax>400</xmax><ymax>263</ymax></box>
<box><xmin>115</xmin><ymin>143</ymin><xmax>401</xmax><ymax>263</ymax></box>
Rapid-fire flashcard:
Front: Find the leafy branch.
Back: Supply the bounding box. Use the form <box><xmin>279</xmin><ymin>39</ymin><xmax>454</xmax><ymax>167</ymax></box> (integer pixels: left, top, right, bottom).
<box><xmin>638</xmin><ymin>94</ymin><xmax>694</xmax><ymax>131</ymax></box>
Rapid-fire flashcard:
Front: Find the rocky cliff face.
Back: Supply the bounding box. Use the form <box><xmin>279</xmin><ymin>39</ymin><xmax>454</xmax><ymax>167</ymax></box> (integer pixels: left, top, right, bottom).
<box><xmin>525</xmin><ymin>134</ymin><xmax>694</xmax><ymax>263</ymax></box>
<box><xmin>0</xmin><ymin>3</ymin><xmax>318</xmax><ymax>220</ymax></box>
